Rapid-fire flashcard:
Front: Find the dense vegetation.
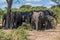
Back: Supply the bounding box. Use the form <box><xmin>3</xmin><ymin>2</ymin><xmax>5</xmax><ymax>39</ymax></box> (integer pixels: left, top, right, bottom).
<box><xmin>0</xmin><ymin>26</ymin><xmax>28</xmax><ymax>40</ymax></box>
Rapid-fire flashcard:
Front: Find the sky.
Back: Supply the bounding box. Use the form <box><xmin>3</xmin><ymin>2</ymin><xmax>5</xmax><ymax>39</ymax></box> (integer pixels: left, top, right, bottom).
<box><xmin>0</xmin><ymin>0</ymin><xmax>57</xmax><ymax>10</ymax></box>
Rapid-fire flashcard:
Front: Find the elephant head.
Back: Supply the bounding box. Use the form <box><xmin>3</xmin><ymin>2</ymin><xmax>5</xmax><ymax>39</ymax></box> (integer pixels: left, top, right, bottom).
<box><xmin>45</xmin><ymin>10</ymin><xmax>57</xmax><ymax>26</ymax></box>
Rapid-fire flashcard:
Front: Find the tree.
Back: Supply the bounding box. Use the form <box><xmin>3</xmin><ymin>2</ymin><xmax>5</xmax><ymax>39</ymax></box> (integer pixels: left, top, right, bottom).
<box><xmin>51</xmin><ymin>0</ymin><xmax>60</xmax><ymax>7</ymax></box>
<box><xmin>32</xmin><ymin>6</ymin><xmax>46</xmax><ymax>10</ymax></box>
<box><xmin>4</xmin><ymin>0</ymin><xmax>20</xmax><ymax>29</ymax></box>
<box><xmin>4</xmin><ymin>0</ymin><xmax>13</xmax><ymax>29</ymax></box>
<box><xmin>20</xmin><ymin>5</ymin><xmax>31</xmax><ymax>8</ymax></box>
<box><xmin>19</xmin><ymin>5</ymin><xmax>32</xmax><ymax>12</ymax></box>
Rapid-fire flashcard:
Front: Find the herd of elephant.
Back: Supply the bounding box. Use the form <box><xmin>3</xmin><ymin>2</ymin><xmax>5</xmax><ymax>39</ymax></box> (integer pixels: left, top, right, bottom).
<box><xmin>2</xmin><ymin>10</ymin><xmax>57</xmax><ymax>30</ymax></box>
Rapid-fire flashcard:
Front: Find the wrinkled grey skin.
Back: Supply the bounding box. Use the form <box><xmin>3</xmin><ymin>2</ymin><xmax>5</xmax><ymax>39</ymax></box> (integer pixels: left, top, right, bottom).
<box><xmin>11</xmin><ymin>12</ymin><xmax>22</xmax><ymax>28</ymax></box>
<box><xmin>45</xmin><ymin>10</ymin><xmax>57</xmax><ymax>25</ymax></box>
<box><xmin>45</xmin><ymin>15</ymin><xmax>54</xmax><ymax>29</ymax></box>
<box><xmin>21</xmin><ymin>11</ymin><xmax>32</xmax><ymax>24</ymax></box>
<box><xmin>42</xmin><ymin>10</ymin><xmax>57</xmax><ymax>29</ymax></box>
<box><xmin>45</xmin><ymin>10</ymin><xmax>57</xmax><ymax>29</ymax></box>
<box><xmin>31</xmin><ymin>10</ymin><xmax>44</xmax><ymax>30</ymax></box>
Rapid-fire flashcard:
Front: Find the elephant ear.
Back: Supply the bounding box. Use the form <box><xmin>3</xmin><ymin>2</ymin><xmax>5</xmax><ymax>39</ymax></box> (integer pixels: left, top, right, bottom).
<box><xmin>51</xmin><ymin>11</ymin><xmax>58</xmax><ymax>26</ymax></box>
<box><xmin>53</xmin><ymin>15</ymin><xmax>58</xmax><ymax>26</ymax></box>
<box><xmin>51</xmin><ymin>17</ymin><xmax>57</xmax><ymax>29</ymax></box>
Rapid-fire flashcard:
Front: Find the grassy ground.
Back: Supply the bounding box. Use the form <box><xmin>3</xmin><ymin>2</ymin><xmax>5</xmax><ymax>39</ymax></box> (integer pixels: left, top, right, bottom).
<box><xmin>0</xmin><ymin>27</ymin><xmax>28</xmax><ymax>40</ymax></box>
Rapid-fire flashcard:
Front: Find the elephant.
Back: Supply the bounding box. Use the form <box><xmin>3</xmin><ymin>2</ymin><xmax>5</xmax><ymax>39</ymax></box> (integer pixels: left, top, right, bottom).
<box><xmin>12</xmin><ymin>12</ymin><xmax>22</xmax><ymax>28</ymax></box>
<box><xmin>21</xmin><ymin>11</ymin><xmax>32</xmax><ymax>23</ymax></box>
<box><xmin>25</xmin><ymin>11</ymin><xmax>33</xmax><ymax>24</ymax></box>
<box><xmin>46</xmin><ymin>15</ymin><xmax>55</xmax><ymax>29</ymax></box>
<box><xmin>21</xmin><ymin>11</ymin><xmax>29</xmax><ymax>22</ymax></box>
<box><xmin>31</xmin><ymin>10</ymin><xmax>45</xmax><ymax>30</ymax></box>
<box><xmin>44</xmin><ymin>10</ymin><xmax>57</xmax><ymax>29</ymax></box>
<box><xmin>44</xmin><ymin>10</ymin><xmax>57</xmax><ymax>23</ymax></box>
<box><xmin>2</xmin><ymin>14</ymin><xmax>6</xmax><ymax>28</ymax></box>
<box><xmin>41</xmin><ymin>10</ymin><xmax>57</xmax><ymax>29</ymax></box>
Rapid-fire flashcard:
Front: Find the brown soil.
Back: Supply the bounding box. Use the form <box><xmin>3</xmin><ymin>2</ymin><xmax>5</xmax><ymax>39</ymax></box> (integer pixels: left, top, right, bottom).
<box><xmin>27</xmin><ymin>24</ymin><xmax>60</xmax><ymax>40</ymax></box>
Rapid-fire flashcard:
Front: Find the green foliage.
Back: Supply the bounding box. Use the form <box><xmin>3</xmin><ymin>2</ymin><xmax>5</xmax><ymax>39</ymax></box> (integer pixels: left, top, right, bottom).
<box><xmin>11</xmin><ymin>8</ymin><xmax>18</xmax><ymax>12</ymax></box>
<box><xmin>0</xmin><ymin>16</ymin><xmax>1</xmax><ymax>20</ymax></box>
<box><xmin>15</xmin><ymin>27</ymin><xmax>28</xmax><ymax>40</ymax></box>
<box><xmin>18</xmin><ymin>23</ymin><xmax>33</xmax><ymax>31</ymax></box>
<box><xmin>0</xmin><ymin>27</ymin><xmax>28</xmax><ymax>40</ymax></box>
<box><xmin>0</xmin><ymin>9</ymin><xmax>3</xmax><ymax>15</ymax></box>
<box><xmin>51</xmin><ymin>7</ymin><xmax>60</xmax><ymax>23</ymax></box>
<box><xmin>0</xmin><ymin>9</ymin><xmax>7</xmax><ymax>20</ymax></box>
<box><xmin>19</xmin><ymin>5</ymin><xmax>32</xmax><ymax>12</ymax></box>
<box><xmin>20</xmin><ymin>5</ymin><xmax>31</xmax><ymax>9</ymax></box>
<box><xmin>18</xmin><ymin>5</ymin><xmax>46</xmax><ymax>12</ymax></box>
<box><xmin>0</xmin><ymin>30</ymin><xmax>5</xmax><ymax>40</ymax></box>
<box><xmin>0</xmin><ymin>5</ymin><xmax>47</xmax><ymax>20</ymax></box>
<box><xmin>32</xmin><ymin>6</ymin><xmax>46</xmax><ymax>10</ymax></box>
<box><xmin>3</xmin><ymin>10</ymin><xmax>7</xmax><ymax>14</ymax></box>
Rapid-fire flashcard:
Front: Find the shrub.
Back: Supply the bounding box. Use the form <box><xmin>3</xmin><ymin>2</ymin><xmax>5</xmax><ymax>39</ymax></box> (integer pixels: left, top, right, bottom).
<box><xmin>0</xmin><ymin>27</ymin><xmax>28</xmax><ymax>40</ymax></box>
<box><xmin>12</xmin><ymin>27</ymin><xmax>28</xmax><ymax>40</ymax></box>
<box><xmin>0</xmin><ymin>30</ymin><xmax>5</xmax><ymax>40</ymax></box>
<box><xmin>18</xmin><ymin>23</ymin><xmax>33</xmax><ymax>31</ymax></box>
<box><xmin>51</xmin><ymin>7</ymin><xmax>60</xmax><ymax>23</ymax></box>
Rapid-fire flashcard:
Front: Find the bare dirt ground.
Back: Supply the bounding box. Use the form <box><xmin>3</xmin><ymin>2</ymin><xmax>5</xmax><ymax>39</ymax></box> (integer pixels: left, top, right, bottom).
<box><xmin>0</xmin><ymin>24</ymin><xmax>60</xmax><ymax>40</ymax></box>
<box><xmin>27</xmin><ymin>24</ymin><xmax>60</xmax><ymax>40</ymax></box>
<box><xmin>28</xmin><ymin>30</ymin><xmax>60</xmax><ymax>40</ymax></box>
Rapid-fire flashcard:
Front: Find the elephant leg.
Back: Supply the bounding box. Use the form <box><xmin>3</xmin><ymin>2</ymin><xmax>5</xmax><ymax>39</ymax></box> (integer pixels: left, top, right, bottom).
<box><xmin>2</xmin><ymin>19</ymin><xmax>4</xmax><ymax>27</ymax></box>
<box><xmin>2</xmin><ymin>20</ymin><xmax>5</xmax><ymax>28</ymax></box>
<box><xmin>38</xmin><ymin>21</ymin><xmax>41</xmax><ymax>30</ymax></box>
<box><xmin>15</xmin><ymin>22</ymin><xmax>17</xmax><ymax>28</ymax></box>
<box><xmin>31</xmin><ymin>19</ymin><xmax>34</xmax><ymax>29</ymax></box>
<box><xmin>31</xmin><ymin>21</ymin><xmax>34</xmax><ymax>29</ymax></box>
<box><xmin>35</xmin><ymin>21</ymin><xmax>38</xmax><ymax>30</ymax></box>
<box><xmin>45</xmin><ymin>21</ymin><xmax>47</xmax><ymax>30</ymax></box>
<box><xmin>2</xmin><ymin>15</ymin><xmax>6</xmax><ymax>28</ymax></box>
<box><xmin>47</xmin><ymin>21</ymin><xmax>52</xmax><ymax>29</ymax></box>
<box><xmin>5</xmin><ymin>20</ymin><xmax>9</xmax><ymax>29</ymax></box>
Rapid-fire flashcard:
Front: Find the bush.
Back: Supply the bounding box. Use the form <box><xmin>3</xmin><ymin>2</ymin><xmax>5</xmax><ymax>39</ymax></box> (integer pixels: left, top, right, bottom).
<box><xmin>12</xmin><ymin>27</ymin><xmax>28</xmax><ymax>40</ymax></box>
<box><xmin>0</xmin><ymin>27</ymin><xmax>28</xmax><ymax>40</ymax></box>
<box><xmin>0</xmin><ymin>30</ymin><xmax>5</xmax><ymax>40</ymax></box>
<box><xmin>51</xmin><ymin>7</ymin><xmax>60</xmax><ymax>23</ymax></box>
<box><xmin>18</xmin><ymin>23</ymin><xmax>33</xmax><ymax>31</ymax></box>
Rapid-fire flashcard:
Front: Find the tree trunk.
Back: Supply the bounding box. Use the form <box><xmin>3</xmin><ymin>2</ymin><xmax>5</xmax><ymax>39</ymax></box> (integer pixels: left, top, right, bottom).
<box><xmin>5</xmin><ymin>0</ymin><xmax>13</xmax><ymax>29</ymax></box>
